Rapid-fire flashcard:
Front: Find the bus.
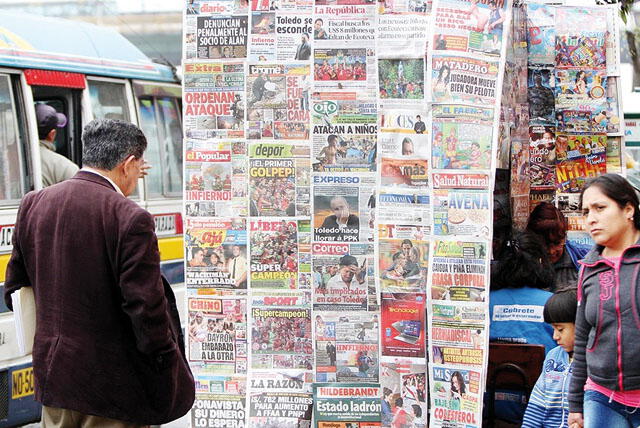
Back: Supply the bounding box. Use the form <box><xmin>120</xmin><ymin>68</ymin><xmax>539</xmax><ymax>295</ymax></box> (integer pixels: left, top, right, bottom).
<box><xmin>0</xmin><ymin>11</ymin><xmax>184</xmax><ymax>426</ymax></box>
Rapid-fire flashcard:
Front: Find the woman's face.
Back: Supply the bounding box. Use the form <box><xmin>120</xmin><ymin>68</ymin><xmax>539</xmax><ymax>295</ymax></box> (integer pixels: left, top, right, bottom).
<box><xmin>582</xmin><ymin>186</ymin><xmax>635</xmax><ymax>248</ymax></box>
<box><xmin>547</xmin><ymin>239</ymin><xmax>565</xmax><ymax>264</ymax></box>
<box><xmin>452</xmin><ymin>375</ymin><xmax>461</xmax><ymax>391</ymax></box>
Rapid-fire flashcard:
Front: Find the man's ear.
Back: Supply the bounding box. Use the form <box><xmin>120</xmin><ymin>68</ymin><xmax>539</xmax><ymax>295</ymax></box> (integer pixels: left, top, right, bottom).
<box><xmin>122</xmin><ymin>155</ymin><xmax>137</xmax><ymax>176</ymax></box>
<box><xmin>47</xmin><ymin>129</ymin><xmax>57</xmax><ymax>142</ymax></box>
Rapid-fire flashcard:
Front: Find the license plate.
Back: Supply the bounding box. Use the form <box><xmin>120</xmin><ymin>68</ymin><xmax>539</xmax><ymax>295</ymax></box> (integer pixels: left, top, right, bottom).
<box><xmin>11</xmin><ymin>367</ymin><xmax>35</xmax><ymax>399</ymax></box>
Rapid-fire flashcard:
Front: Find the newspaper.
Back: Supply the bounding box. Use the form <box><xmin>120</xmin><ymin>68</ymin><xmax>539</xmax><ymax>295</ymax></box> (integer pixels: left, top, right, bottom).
<box><xmin>529</xmin><ymin>125</ymin><xmax>556</xmax><ymax>190</ymax></box>
<box><xmin>380</xmin><ymin>360</ymin><xmax>428</xmax><ymax>427</ymax></box>
<box><xmin>185</xmin><ymin>218</ymin><xmax>248</xmax><ymax>290</ymax></box>
<box><xmin>312</xmin><ymin>174</ymin><xmax>376</xmax><ymax>242</ymax></box>
<box><xmin>188</xmin><ymin>297</ymin><xmax>248</xmax><ymax>374</ymax></box>
<box><xmin>249</xmin><ymin>143</ymin><xmax>311</xmax><ymax>217</ymax></box>
<box><xmin>431</xmin><ymin>305</ymin><xmax>485</xmax><ymax>368</ymax></box>
<box><xmin>313</xmin><ymin>47</ymin><xmax>377</xmax><ymax>97</ymax></box>
<box><xmin>432</xmin><ymin>0</ymin><xmax>508</xmax><ymax>57</ymax></box>
<box><xmin>248</xmin><ymin>371</ymin><xmax>313</xmax><ymax>427</ymax></box>
<box><xmin>429</xmin><ymin>239</ymin><xmax>488</xmax><ymax>303</ymax></box>
<box><xmin>433</xmin><ymin>188</ymin><xmax>491</xmax><ymax>239</ymax></box>
<box><xmin>313</xmin><ymin>383</ymin><xmax>382</xmax><ymax>427</ymax></box>
<box><xmin>431</xmin><ymin>104</ymin><xmax>493</xmax><ymax>171</ymax></box>
<box><xmin>526</xmin><ymin>3</ymin><xmax>555</xmax><ymax>66</ymax></box>
<box><xmin>184</xmin><ymin>15</ymin><xmax>249</xmax><ymax>60</ymax></box>
<box><xmin>251</xmin><ymin>0</ymin><xmax>313</xmax><ymax>12</ymax></box>
<box><xmin>378</xmin><ymin>225</ymin><xmax>429</xmax><ymax>293</ymax></box>
<box><xmin>430</xmin><ymin>365</ymin><xmax>483</xmax><ymax>428</ymax></box>
<box><xmin>250</xmin><ymin>220</ymin><xmax>304</xmax><ymax>289</ymax></box>
<box><xmin>314</xmin><ymin>311</ymin><xmax>379</xmax><ymax>383</ymax></box>
<box><xmin>192</xmin><ymin>393</ymin><xmax>247</xmax><ymax>428</ymax></box>
<box><xmin>185</xmin><ymin>141</ymin><xmax>248</xmax><ymax>217</ymax></box>
<box><xmin>184</xmin><ymin>61</ymin><xmax>246</xmax><ymax>140</ymax></box>
<box><xmin>380</xmin><ymin>293</ymin><xmax>426</xmax><ymax>358</ymax></box>
<box><xmin>378</xmin><ymin>0</ymin><xmax>431</xmax><ymax>14</ymax></box>
<box><xmin>186</xmin><ymin>0</ymin><xmax>248</xmax><ymax>15</ymax></box>
<box><xmin>311</xmin><ymin>95</ymin><xmax>378</xmax><ymax>173</ymax></box>
<box><xmin>311</xmin><ymin>242</ymin><xmax>376</xmax><ymax>311</ymax></box>
<box><xmin>246</xmin><ymin>63</ymin><xmax>311</xmax><ymax>140</ymax></box>
<box><xmin>378</xmin><ymin>190</ymin><xmax>431</xmax><ymax>226</ymax></box>
<box><xmin>430</xmin><ymin>53</ymin><xmax>499</xmax><ymax>104</ymax></box>
<box><xmin>248</xmin><ymin>13</ymin><xmax>314</xmax><ymax>62</ymax></box>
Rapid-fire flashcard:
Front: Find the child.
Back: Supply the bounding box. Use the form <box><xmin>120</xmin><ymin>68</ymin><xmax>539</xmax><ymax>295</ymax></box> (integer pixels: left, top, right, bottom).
<box><xmin>521</xmin><ymin>287</ymin><xmax>576</xmax><ymax>428</ymax></box>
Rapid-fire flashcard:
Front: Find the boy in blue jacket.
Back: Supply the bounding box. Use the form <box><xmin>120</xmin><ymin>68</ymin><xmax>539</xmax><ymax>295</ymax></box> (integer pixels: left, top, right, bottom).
<box><xmin>522</xmin><ymin>287</ymin><xmax>576</xmax><ymax>428</ymax></box>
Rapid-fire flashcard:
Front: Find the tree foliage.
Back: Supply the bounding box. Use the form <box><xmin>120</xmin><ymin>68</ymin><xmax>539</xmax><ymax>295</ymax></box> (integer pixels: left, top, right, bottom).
<box><xmin>596</xmin><ymin>0</ymin><xmax>635</xmax><ymax>22</ymax></box>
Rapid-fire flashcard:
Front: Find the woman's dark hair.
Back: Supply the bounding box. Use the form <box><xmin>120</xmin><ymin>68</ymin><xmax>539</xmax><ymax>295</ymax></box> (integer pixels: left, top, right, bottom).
<box><xmin>412</xmin><ymin>404</ymin><xmax>422</xmax><ymax>417</ymax></box>
<box><xmin>450</xmin><ymin>371</ymin><xmax>466</xmax><ymax>394</ymax></box>
<box><xmin>526</xmin><ymin>202</ymin><xmax>567</xmax><ymax>245</ymax></box>
<box><xmin>543</xmin><ymin>287</ymin><xmax>577</xmax><ymax>324</ymax></box>
<box><xmin>491</xmin><ymin>231</ymin><xmax>555</xmax><ymax>290</ymax></box>
<box><xmin>580</xmin><ymin>174</ymin><xmax>640</xmax><ymax>230</ymax></box>
<box><xmin>437</xmin><ymin>64</ymin><xmax>451</xmax><ymax>84</ymax></box>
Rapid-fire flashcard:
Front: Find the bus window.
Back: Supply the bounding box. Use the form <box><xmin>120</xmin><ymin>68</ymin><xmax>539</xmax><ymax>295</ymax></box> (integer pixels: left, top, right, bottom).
<box><xmin>0</xmin><ymin>74</ymin><xmax>27</xmax><ymax>203</ymax></box>
<box><xmin>137</xmin><ymin>96</ymin><xmax>182</xmax><ymax>198</ymax></box>
<box><xmin>88</xmin><ymin>81</ymin><xmax>130</xmax><ymax>122</ymax></box>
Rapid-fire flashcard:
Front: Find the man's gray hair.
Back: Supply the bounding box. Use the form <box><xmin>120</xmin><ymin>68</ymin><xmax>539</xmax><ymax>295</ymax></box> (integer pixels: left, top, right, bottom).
<box><xmin>82</xmin><ymin>119</ymin><xmax>147</xmax><ymax>170</ymax></box>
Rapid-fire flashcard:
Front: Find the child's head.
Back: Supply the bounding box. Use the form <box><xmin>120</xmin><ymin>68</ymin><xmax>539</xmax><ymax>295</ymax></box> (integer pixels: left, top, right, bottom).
<box><xmin>543</xmin><ymin>287</ymin><xmax>577</xmax><ymax>353</ymax></box>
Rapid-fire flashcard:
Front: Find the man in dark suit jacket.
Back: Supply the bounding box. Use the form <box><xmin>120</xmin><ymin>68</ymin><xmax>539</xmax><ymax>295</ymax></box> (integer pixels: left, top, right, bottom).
<box><xmin>4</xmin><ymin>119</ymin><xmax>194</xmax><ymax>426</ymax></box>
<box><xmin>294</xmin><ymin>34</ymin><xmax>311</xmax><ymax>60</ymax></box>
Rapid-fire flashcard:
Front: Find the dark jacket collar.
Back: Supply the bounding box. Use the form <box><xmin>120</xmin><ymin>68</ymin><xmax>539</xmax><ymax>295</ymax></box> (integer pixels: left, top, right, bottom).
<box><xmin>71</xmin><ymin>170</ymin><xmax>118</xmax><ymax>193</ymax></box>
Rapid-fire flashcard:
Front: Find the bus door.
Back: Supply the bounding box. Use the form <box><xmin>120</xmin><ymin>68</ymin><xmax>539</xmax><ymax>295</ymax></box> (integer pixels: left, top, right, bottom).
<box><xmin>25</xmin><ymin>70</ymin><xmax>85</xmax><ymax>171</ymax></box>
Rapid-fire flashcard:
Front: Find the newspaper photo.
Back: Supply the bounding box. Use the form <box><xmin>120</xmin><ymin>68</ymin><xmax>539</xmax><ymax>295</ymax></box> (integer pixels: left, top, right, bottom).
<box><xmin>185</xmin><ymin>141</ymin><xmax>248</xmax><ymax>217</ymax></box>
<box><xmin>183</xmin><ymin>61</ymin><xmax>245</xmax><ymax>140</ymax></box>
<box><xmin>314</xmin><ymin>311</ymin><xmax>379</xmax><ymax>383</ymax></box>
<box><xmin>430</xmin><ymin>365</ymin><xmax>483</xmax><ymax>428</ymax></box>
<box><xmin>431</xmin><ymin>104</ymin><xmax>493</xmax><ymax>171</ymax></box>
<box><xmin>380</xmin><ymin>360</ymin><xmax>428</xmax><ymax>428</ymax></box>
<box><xmin>378</xmin><ymin>224</ymin><xmax>429</xmax><ymax>293</ymax></box>
<box><xmin>430</xmin><ymin>53</ymin><xmax>499</xmax><ymax>104</ymax></box>
<box><xmin>313</xmin><ymin>47</ymin><xmax>377</xmax><ymax>97</ymax></box>
<box><xmin>432</xmin><ymin>0</ymin><xmax>507</xmax><ymax>56</ymax></box>
<box><xmin>248</xmin><ymin>13</ymin><xmax>314</xmax><ymax>62</ymax></box>
<box><xmin>313</xmin><ymin>383</ymin><xmax>381</xmax><ymax>427</ymax></box>
<box><xmin>313</xmin><ymin>174</ymin><xmax>376</xmax><ymax>242</ymax></box>
<box><xmin>312</xmin><ymin>242</ymin><xmax>375</xmax><ymax>311</ymax></box>
<box><xmin>380</xmin><ymin>293</ymin><xmax>426</xmax><ymax>358</ymax></box>
<box><xmin>185</xmin><ymin>218</ymin><xmax>248</xmax><ymax>290</ymax></box>
<box><xmin>246</xmin><ymin>63</ymin><xmax>311</xmax><ymax>140</ymax></box>
<box><xmin>429</xmin><ymin>239</ymin><xmax>488</xmax><ymax>303</ymax></box>
<box><xmin>378</xmin><ymin>58</ymin><xmax>425</xmax><ymax>102</ymax></box>
<box><xmin>249</xmin><ymin>143</ymin><xmax>311</xmax><ymax>217</ymax></box>
<box><xmin>188</xmin><ymin>297</ymin><xmax>248</xmax><ymax>374</ymax></box>
<box><xmin>311</xmin><ymin>95</ymin><xmax>377</xmax><ymax>173</ymax></box>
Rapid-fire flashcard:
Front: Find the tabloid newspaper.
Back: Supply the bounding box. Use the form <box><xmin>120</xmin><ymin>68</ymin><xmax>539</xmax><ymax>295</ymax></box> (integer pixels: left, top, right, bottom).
<box><xmin>314</xmin><ymin>311</ymin><xmax>380</xmax><ymax>383</ymax></box>
<box><xmin>248</xmin><ymin>13</ymin><xmax>314</xmax><ymax>62</ymax></box>
<box><xmin>429</xmin><ymin>365</ymin><xmax>483</xmax><ymax>428</ymax></box>
<box><xmin>430</xmin><ymin>308</ymin><xmax>485</xmax><ymax>369</ymax></box>
<box><xmin>185</xmin><ymin>218</ymin><xmax>248</xmax><ymax>290</ymax></box>
<box><xmin>430</xmin><ymin>53</ymin><xmax>499</xmax><ymax>104</ymax></box>
<box><xmin>380</xmin><ymin>293</ymin><xmax>426</xmax><ymax>358</ymax></box>
<box><xmin>248</xmin><ymin>143</ymin><xmax>311</xmax><ymax>217</ymax></box>
<box><xmin>246</xmin><ymin>63</ymin><xmax>311</xmax><ymax>140</ymax></box>
<box><xmin>378</xmin><ymin>224</ymin><xmax>429</xmax><ymax>293</ymax></box>
<box><xmin>185</xmin><ymin>141</ymin><xmax>248</xmax><ymax>217</ymax></box>
<box><xmin>311</xmin><ymin>242</ymin><xmax>376</xmax><ymax>311</ymax></box>
<box><xmin>312</xmin><ymin>174</ymin><xmax>375</xmax><ymax>243</ymax></box>
<box><xmin>528</xmin><ymin>125</ymin><xmax>556</xmax><ymax>190</ymax></box>
<box><xmin>378</xmin><ymin>109</ymin><xmax>430</xmax><ymax>180</ymax></box>
<box><xmin>432</xmin><ymin>188</ymin><xmax>491</xmax><ymax>239</ymax></box>
<box><xmin>184</xmin><ymin>62</ymin><xmax>246</xmax><ymax>140</ymax></box>
<box><xmin>380</xmin><ymin>360</ymin><xmax>428</xmax><ymax>428</ymax></box>
<box><xmin>311</xmin><ymin>95</ymin><xmax>378</xmax><ymax>173</ymax></box>
<box><xmin>432</xmin><ymin>0</ymin><xmax>507</xmax><ymax>57</ymax></box>
<box><xmin>250</xmin><ymin>290</ymin><xmax>314</xmax><ymax>370</ymax></box>
<box><xmin>313</xmin><ymin>383</ymin><xmax>382</xmax><ymax>427</ymax></box>
<box><xmin>248</xmin><ymin>371</ymin><xmax>313</xmax><ymax>427</ymax></box>
<box><xmin>429</xmin><ymin>239</ymin><xmax>488</xmax><ymax>303</ymax></box>
<box><xmin>192</xmin><ymin>392</ymin><xmax>247</xmax><ymax>428</ymax></box>
<box><xmin>250</xmin><ymin>303</ymin><xmax>313</xmax><ymax>369</ymax></box>
<box><xmin>250</xmin><ymin>219</ymin><xmax>303</xmax><ymax>289</ymax></box>
<box><xmin>188</xmin><ymin>297</ymin><xmax>248</xmax><ymax>373</ymax></box>
<box><xmin>431</xmin><ymin>104</ymin><xmax>493</xmax><ymax>171</ymax></box>
<box><xmin>185</xmin><ymin>15</ymin><xmax>249</xmax><ymax>60</ymax></box>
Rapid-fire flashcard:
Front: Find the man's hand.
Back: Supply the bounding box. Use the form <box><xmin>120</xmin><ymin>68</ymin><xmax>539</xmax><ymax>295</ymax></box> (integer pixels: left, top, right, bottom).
<box><xmin>568</xmin><ymin>412</ymin><xmax>583</xmax><ymax>428</ymax></box>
